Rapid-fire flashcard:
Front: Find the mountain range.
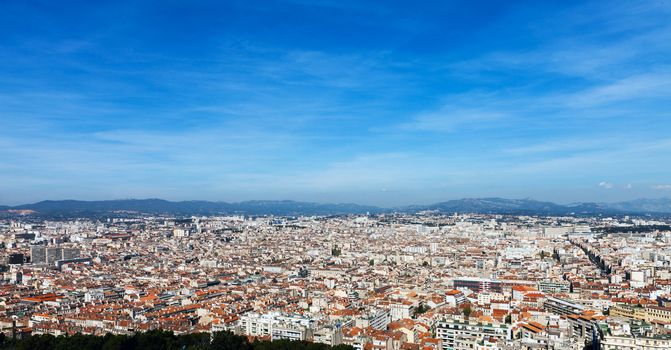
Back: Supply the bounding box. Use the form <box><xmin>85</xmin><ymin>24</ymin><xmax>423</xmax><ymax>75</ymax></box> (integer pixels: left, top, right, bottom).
<box><xmin>1</xmin><ymin>197</ymin><xmax>671</xmax><ymax>217</ymax></box>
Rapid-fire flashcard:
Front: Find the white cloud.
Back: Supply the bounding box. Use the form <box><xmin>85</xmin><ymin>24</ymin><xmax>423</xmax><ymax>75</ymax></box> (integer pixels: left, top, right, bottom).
<box><xmin>653</xmin><ymin>184</ymin><xmax>671</xmax><ymax>190</ymax></box>
<box><xmin>599</xmin><ymin>181</ymin><xmax>614</xmax><ymax>189</ymax></box>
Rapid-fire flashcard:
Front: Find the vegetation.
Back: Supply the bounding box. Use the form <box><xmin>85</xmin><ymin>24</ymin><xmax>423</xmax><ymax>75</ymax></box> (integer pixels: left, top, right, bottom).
<box><xmin>0</xmin><ymin>330</ymin><xmax>356</xmax><ymax>350</ymax></box>
<box><xmin>462</xmin><ymin>305</ymin><xmax>472</xmax><ymax>317</ymax></box>
<box><xmin>593</xmin><ymin>225</ymin><xmax>671</xmax><ymax>234</ymax></box>
<box><xmin>254</xmin><ymin>340</ymin><xmax>353</xmax><ymax>350</ymax></box>
<box><xmin>413</xmin><ymin>303</ymin><xmax>430</xmax><ymax>314</ymax></box>
<box><xmin>331</xmin><ymin>246</ymin><xmax>341</xmax><ymax>257</ymax></box>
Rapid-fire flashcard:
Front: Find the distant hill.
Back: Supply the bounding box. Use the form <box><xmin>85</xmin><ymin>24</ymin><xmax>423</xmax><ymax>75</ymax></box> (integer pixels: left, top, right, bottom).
<box><xmin>406</xmin><ymin>198</ymin><xmax>625</xmax><ymax>215</ymax></box>
<box><xmin>605</xmin><ymin>197</ymin><xmax>671</xmax><ymax>213</ymax></box>
<box><xmin>2</xmin><ymin>197</ymin><xmax>671</xmax><ymax>217</ymax></box>
<box><xmin>7</xmin><ymin>199</ymin><xmax>383</xmax><ymax>216</ymax></box>
<box><xmin>413</xmin><ymin>198</ymin><xmax>565</xmax><ymax>214</ymax></box>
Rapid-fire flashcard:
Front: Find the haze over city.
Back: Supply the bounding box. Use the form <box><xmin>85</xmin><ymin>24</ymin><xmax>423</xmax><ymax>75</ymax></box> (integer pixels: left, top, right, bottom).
<box><xmin>2</xmin><ymin>1</ymin><xmax>671</xmax><ymax>206</ymax></box>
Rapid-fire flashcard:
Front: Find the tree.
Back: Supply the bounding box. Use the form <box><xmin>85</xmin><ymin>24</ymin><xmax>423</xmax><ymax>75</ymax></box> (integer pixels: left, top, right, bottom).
<box><xmin>14</xmin><ymin>334</ymin><xmax>56</xmax><ymax>350</ymax></box>
<box><xmin>0</xmin><ymin>330</ymin><xmax>356</xmax><ymax>350</ymax></box>
<box><xmin>331</xmin><ymin>246</ymin><xmax>341</xmax><ymax>257</ymax></box>
<box><xmin>462</xmin><ymin>305</ymin><xmax>472</xmax><ymax>317</ymax></box>
<box><xmin>368</xmin><ymin>259</ymin><xmax>374</xmax><ymax>266</ymax></box>
<box><xmin>211</xmin><ymin>331</ymin><xmax>251</xmax><ymax>350</ymax></box>
<box><xmin>332</xmin><ymin>346</ymin><xmax>355</xmax><ymax>350</ymax></box>
<box><xmin>414</xmin><ymin>304</ymin><xmax>430</xmax><ymax>315</ymax></box>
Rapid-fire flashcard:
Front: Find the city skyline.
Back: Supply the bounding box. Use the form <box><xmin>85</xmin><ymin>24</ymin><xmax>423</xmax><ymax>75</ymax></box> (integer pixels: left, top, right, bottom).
<box><xmin>2</xmin><ymin>1</ymin><xmax>671</xmax><ymax>206</ymax></box>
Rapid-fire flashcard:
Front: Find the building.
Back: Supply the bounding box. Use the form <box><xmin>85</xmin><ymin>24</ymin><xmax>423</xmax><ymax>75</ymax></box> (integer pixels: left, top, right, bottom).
<box><xmin>62</xmin><ymin>248</ymin><xmax>81</xmax><ymax>260</ymax></box>
<box><xmin>313</xmin><ymin>325</ymin><xmax>343</xmax><ymax>346</ymax></box>
<box><xmin>390</xmin><ymin>301</ymin><xmax>413</xmax><ymax>321</ymax></box>
<box><xmin>435</xmin><ymin>319</ymin><xmax>510</xmax><ymax>350</ymax></box>
<box><xmin>453</xmin><ymin>278</ymin><xmax>502</xmax><ymax>293</ymax></box>
<box><xmin>543</xmin><ymin>297</ymin><xmax>585</xmax><ymax>316</ymax></box>
<box><xmin>238</xmin><ymin>312</ymin><xmax>315</xmax><ymax>341</ymax></box>
<box><xmin>46</xmin><ymin>248</ymin><xmax>63</xmax><ymax>265</ymax></box>
<box><xmin>31</xmin><ymin>246</ymin><xmax>81</xmax><ymax>266</ymax></box>
<box><xmin>609</xmin><ymin>304</ymin><xmax>671</xmax><ymax>324</ymax></box>
<box><xmin>538</xmin><ymin>280</ymin><xmax>571</xmax><ymax>294</ymax></box>
<box><xmin>356</xmin><ymin>309</ymin><xmax>390</xmax><ymax>330</ymax></box>
<box><xmin>30</xmin><ymin>246</ymin><xmax>47</xmax><ymax>265</ymax></box>
<box><xmin>7</xmin><ymin>253</ymin><xmax>24</xmax><ymax>265</ymax></box>
<box><xmin>601</xmin><ymin>335</ymin><xmax>671</xmax><ymax>350</ymax></box>
<box><xmin>55</xmin><ymin>257</ymin><xmax>91</xmax><ymax>269</ymax></box>
<box><xmin>445</xmin><ymin>290</ymin><xmax>467</xmax><ymax>307</ymax></box>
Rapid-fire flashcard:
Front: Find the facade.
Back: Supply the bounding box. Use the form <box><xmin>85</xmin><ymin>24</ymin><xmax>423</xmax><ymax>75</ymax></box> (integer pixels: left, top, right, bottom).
<box><xmin>313</xmin><ymin>325</ymin><xmax>343</xmax><ymax>346</ymax></box>
<box><xmin>453</xmin><ymin>278</ymin><xmax>502</xmax><ymax>293</ymax></box>
<box><xmin>62</xmin><ymin>248</ymin><xmax>81</xmax><ymax>260</ymax></box>
<box><xmin>390</xmin><ymin>302</ymin><xmax>413</xmax><ymax>321</ymax></box>
<box><xmin>356</xmin><ymin>309</ymin><xmax>391</xmax><ymax>330</ymax></box>
<box><xmin>445</xmin><ymin>290</ymin><xmax>467</xmax><ymax>307</ymax></box>
<box><xmin>601</xmin><ymin>335</ymin><xmax>671</xmax><ymax>350</ymax></box>
<box><xmin>538</xmin><ymin>280</ymin><xmax>570</xmax><ymax>294</ymax></box>
<box><xmin>609</xmin><ymin>304</ymin><xmax>671</xmax><ymax>324</ymax></box>
<box><xmin>30</xmin><ymin>246</ymin><xmax>81</xmax><ymax>266</ymax></box>
<box><xmin>238</xmin><ymin>312</ymin><xmax>316</xmax><ymax>341</ymax></box>
<box><xmin>435</xmin><ymin>320</ymin><xmax>510</xmax><ymax>350</ymax></box>
<box><xmin>543</xmin><ymin>297</ymin><xmax>585</xmax><ymax>316</ymax></box>
<box><xmin>46</xmin><ymin>248</ymin><xmax>62</xmax><ymax>265</ymax></box>
<box><xmin>8</xmin><ymin>253</ymin><xmax>24</xmax><ymax>265</ymax></box>
<box><xmin>30</xmin><ymin>245</ymin><xmax>47</xmax><ymax>265</ymax></box>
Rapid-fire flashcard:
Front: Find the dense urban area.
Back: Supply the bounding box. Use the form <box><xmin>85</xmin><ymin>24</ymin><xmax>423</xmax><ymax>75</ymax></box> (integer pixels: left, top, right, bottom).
<box><xmin>1</xmin><ymin>212</ymin><xmax>671</xmax><ymax>350</ymax></box>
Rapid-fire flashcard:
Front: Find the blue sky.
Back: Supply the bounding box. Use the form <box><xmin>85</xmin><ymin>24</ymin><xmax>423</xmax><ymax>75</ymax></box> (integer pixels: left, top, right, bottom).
<box><xmin>1</xmin><ymin>0</ymin><xmax>671</xmax><ymax>206</ymax></box>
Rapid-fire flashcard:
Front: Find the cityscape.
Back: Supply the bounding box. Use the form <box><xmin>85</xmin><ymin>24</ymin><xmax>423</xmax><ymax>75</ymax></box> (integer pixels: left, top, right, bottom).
<box><xmin>1</xmin><ymin>209</ymin><xmax>671</xmax><ymax>349</ymax></box>
<box><xmin>2</xmin><ymin>1</ymin><xmax>671</xmax><ymax>349</ymax></box>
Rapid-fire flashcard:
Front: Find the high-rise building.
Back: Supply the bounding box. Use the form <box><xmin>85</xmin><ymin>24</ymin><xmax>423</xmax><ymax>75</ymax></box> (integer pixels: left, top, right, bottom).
<box><xmin>62</xmin><ymin>248</ymin><xmax>80</xmax><ymax>260</ymax></box>
<box><xmin>30</xmin><ymin>246</ymin><xmax>47</xmax><ymax>265</ymax></box>
<box><xmin>31</xmin><ymin>246</ymin><xmax>81</xmax><ymax>266</ymax></box>
<box><xmin>46</xmin><ymin>248</ymin><xmax>62</xmax><ymax>265</ymax></box>
<box><xmin>7</xmin><ymin>253</ymin><xmax>24</xmax><ymax>265</ymax></box>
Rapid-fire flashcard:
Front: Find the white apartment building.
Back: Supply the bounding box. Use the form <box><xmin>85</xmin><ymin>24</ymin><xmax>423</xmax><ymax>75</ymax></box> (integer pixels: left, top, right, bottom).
<box><xmin>238</xmin><ymin>312</ymin><xmax>316</xmax><ymax>341</ymax></box>
<box><xmin>601</xmin><ymin>335</ymin><xmax>671</xmax><ymax>350</ymax></box>
<box><xmin>435</xmin><ymin>319</ymin><xmax>510</xmax><ymax>350</ymax></box>
<box><xmin>390</xmin><ymin>301</ymin><xmax>413</xmax><ymax>321</ymax></box>
<box><xmin>355</xmin><ymin>309</ymin><xmax>391</xmax><ymax>330</ymax></box>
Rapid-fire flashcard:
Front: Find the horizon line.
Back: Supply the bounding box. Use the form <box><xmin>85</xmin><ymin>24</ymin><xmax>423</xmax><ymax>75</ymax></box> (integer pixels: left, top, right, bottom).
<box><xmin>3</xmin><ymin>196</ymin><xmax>670</xmax><ymax>208</ymax></box>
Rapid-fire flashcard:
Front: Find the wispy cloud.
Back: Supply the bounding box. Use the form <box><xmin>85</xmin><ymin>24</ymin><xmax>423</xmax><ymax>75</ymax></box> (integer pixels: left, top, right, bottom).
<box><xmin>1</xmin><ymin>1</ymin><xmax>671</xmax><ymax>205</ymax></box>
<box><xmin>399</xmin><ymin>107</ymin><xmax>505</xmax><ymax>133</ymax></box>
<box><xmin>599</xmin><ymin>181</ymin><xmax>614</xmax><ymax>189</ymax></box>
<box><xmin>566</xmin><ymin>71</ymin><xmax>671</xmax><ymax>108</ymax></box>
